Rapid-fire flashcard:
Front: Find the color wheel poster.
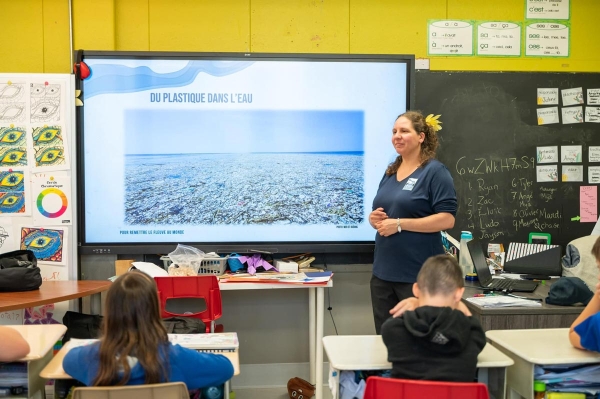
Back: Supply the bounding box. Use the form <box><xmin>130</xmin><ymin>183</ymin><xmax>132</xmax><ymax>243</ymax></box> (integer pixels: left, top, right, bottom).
<box><xmin>31</xmin><ymin>173</ymin><xmax>72</xmax><ymax>225</ymax></box>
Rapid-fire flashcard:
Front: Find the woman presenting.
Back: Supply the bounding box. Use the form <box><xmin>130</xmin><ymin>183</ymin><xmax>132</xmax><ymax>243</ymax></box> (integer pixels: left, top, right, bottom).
<box><xmin>369</xmin><ymin>111</ymin><xmax>457</xmax><ymax>334</ymax></box>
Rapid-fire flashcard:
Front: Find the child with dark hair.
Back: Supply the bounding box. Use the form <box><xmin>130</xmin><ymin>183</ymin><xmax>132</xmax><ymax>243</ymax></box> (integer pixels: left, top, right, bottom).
<box><xmin>381</xmin><ymin>255</ymin><xmax>486</xmax><ymax>382</ymax></box>
<box><xmin>570</xmin><ymin>236</ymin><xmax>600</xmax><ymax>350</ymax></box>
<box><xmin>63</xmin><ymin>271</ymin><xmax>233</xmax><ymax>388</ymax></box>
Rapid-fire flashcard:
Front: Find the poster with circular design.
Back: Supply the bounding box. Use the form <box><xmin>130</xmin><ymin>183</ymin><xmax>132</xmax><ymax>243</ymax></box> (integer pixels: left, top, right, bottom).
<box><xmin>37</xmin><ymin>188</ymin><xmax>68</xmax><ymax>217</ymax></box>
<box><xmin>31</xmin><ymin>174</ymin><xmax>72</xmax><ymax>225</ymax></box>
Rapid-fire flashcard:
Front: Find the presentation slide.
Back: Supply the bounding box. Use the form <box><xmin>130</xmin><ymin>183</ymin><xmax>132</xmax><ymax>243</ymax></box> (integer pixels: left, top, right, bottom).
<box><xmin>81</xmin><ymin>57</ymin><xmax>408</xmax><ymax>244</ymax></box>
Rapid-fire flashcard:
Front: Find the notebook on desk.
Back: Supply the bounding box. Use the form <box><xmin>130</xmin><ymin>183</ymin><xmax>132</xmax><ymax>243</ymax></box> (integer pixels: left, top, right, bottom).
<box><xmin>168</xmin><ymin>332</ymin><xmax>238</xmax><ymax>352</ymax></box>
<box><xmin>468</xmin><ymin>239</ymin><xmax>539</xmax><ymax>293</ymax></box>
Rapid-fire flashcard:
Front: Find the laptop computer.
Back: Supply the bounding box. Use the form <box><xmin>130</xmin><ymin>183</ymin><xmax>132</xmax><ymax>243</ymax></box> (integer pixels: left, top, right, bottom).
<box><xmin>467</xmin><ymin>239</ymin><xmax>538</xmax><ymax>293</ymax></box>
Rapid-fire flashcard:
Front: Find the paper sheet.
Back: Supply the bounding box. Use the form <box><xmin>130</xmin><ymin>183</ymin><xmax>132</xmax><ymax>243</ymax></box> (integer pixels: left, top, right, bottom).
<box><xmin>580</xmin><ymin>186</ymin><xmax>598</xmax><ymax>223</ymax></box>
<box><xmin>466</xmin><ymin>295</ymin><xmax>541</xmax><ymax>308</ymax></box>
<box><xmin>537</xmin><ymin>146</ymin><xmax>558</xmax><ymax>163</ymax></box>
<box><xmin>562</xmin><ymin>165</ymin><xmax>583</xmax><ymax>182</ymax></box>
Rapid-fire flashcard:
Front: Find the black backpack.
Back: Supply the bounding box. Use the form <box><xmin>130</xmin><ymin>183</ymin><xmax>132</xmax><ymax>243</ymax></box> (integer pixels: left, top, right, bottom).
<box><xmin>0</xmin><ymin>250</ymin><xmax>42</xmax><ymax>292</ymax></box>
<box><xmin>62</xmin><ymin>311</ymin><xmax>103</xmax><ymax>344</ymax></box>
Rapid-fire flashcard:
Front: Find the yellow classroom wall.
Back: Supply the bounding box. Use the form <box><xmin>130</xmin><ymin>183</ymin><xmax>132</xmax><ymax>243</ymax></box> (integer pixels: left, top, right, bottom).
<box><xmin>0</xmin><ymin>0</ymin><xmax>598</xmax><ymax>73</ymax></box>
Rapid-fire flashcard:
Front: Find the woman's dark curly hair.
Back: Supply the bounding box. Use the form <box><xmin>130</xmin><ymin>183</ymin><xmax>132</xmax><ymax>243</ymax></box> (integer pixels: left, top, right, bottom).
<box><xmin>385</xmin><ymin>110</ymin><xmax>439</xmax><ymax>176</ymax></box>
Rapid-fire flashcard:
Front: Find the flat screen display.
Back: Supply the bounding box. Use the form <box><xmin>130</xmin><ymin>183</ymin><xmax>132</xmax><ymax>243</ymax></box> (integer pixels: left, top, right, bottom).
<box><xmin>78</xmin><ymin>52</ymin><xmax>414</xmax><ymax>254</ymax></box>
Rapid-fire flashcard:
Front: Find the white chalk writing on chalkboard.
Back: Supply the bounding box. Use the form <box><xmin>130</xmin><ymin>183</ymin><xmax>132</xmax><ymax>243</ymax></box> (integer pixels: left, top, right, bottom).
<box><xmin>416</xmin><ymin>70</ymin><xmax>598</xmax><ymax>250</ymax></box>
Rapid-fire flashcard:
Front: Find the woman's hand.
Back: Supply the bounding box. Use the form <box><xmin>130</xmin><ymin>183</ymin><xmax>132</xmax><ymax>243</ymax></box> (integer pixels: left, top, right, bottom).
<box><xmin>389</xmin><ymin>297</ymin><xmax>418</xmax><ymax>318</ymax></box>
<box><xmin>369</xmin><ymin>207</ymin><xmax>387</xmax><ymax>229</ymax></box>
<box><xmin>375</xmin><ymin>218</ymin><xmax>399</xmax><ymax>237</ymax></box>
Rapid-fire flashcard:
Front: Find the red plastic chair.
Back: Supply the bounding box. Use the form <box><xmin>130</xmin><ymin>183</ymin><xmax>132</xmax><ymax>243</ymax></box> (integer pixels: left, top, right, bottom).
<box><xmin>363</xmin><ymin>377</ymin><xmax>489</xmax><ymax>399</ymax></box>
<box><xmin>154</xmin><ymin>276</ymin><xmax>223</xmax><ymax>333</ymax></box>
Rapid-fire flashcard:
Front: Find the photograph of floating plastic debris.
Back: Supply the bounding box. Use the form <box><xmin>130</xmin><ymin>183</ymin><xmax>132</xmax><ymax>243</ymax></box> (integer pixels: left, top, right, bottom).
<box><xmin>123</xmin><ymin>109</ymin><xmax>365</xmax><ymax>226</ymax></box>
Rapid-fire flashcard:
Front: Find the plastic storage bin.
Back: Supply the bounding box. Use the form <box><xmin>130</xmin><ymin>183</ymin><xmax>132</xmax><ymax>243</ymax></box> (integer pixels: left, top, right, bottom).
<box><xmin>160</xmin><ymin>256</ymin><xmax>229</xmax><ymax>276</ymax></box>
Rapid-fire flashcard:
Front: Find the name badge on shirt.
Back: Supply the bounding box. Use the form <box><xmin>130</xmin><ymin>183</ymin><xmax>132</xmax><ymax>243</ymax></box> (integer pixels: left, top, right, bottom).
<box><xmin>403</xmin><ymin>178</ymin><xmax>418</xmax><ymax>191</ymax></box>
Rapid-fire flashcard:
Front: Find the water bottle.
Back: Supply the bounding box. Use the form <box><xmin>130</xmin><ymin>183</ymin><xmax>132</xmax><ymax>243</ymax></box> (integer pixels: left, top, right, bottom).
<box><xmin>459</xmin><ymin>231</ymin><xmax>474</xmax><ymax>277</ymax></box>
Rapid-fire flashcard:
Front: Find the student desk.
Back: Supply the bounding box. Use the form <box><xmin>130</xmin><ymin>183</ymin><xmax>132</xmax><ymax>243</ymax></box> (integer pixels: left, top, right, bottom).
<box><xmin>219</xmin><ymin>280</ymin><xmax>332</xmax><ymax>399</ymax></box>
<box><xmin>487</xmin><ymin>328</ymin><xmax>600</xmax><ymax>399</ymax></box>
<box><xmin>3</xmin><ymin>325</ymin><xmax>67</xmax><ymax>399</ymax></box>
<box><xmin>41</xmin><ymin>337</ymin><xmax>240</xmax><ymax>399</ymax></box>
<box><xmin>0</xmin><ymin>281</ymin><xmax>111</xmax><ymax>315</ymax></box>
<box><xmin>322</xmin><ymin>335</ymin><xmax>514</xmax><ymax>399</ymax></box>
<box><xmin>463</xmin><ymin>281</ymin><xmax>583</xmax><ymax>331</ymax></box>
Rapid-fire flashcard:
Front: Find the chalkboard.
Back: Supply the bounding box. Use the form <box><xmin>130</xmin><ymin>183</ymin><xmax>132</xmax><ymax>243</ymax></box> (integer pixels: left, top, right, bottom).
<box><xmin>415</xmin><ymin>71</ymin><xmax>600</xmax><ymax>249</ymax></box>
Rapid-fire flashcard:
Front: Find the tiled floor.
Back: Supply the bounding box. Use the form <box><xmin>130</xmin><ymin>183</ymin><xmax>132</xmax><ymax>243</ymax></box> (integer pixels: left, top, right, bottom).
<box><xmin>233</xmin><ymin>386</ymin><xmax>332</xmax><ymax>399</ymax></box>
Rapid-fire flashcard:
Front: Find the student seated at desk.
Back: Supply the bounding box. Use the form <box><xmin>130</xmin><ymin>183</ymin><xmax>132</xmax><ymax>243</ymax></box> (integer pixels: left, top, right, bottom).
<box><xmin>63</xmin><ymin>271</ymin><xmax>233</xmax><ymax>389</ymax></box>
<box><xmin>570</xmin><ymin>236</ymin><xmax>600</xmax><ymax>351</ymax></box>
<box><xmin>381</xmin><ymin>255</ymin><xmax>486</xmax><ymax>382</ymax></box>
<box><xmin>0</xmin><ymin>326</ymin><xmax>30</xmax><ymax>361</ymax></box>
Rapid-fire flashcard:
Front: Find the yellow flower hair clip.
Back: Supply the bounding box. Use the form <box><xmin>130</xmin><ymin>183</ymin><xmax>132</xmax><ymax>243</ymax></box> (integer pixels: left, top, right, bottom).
<box><xmin>425</xmin><ymin>114</ymin><xmax>443</xmax><ymax>132</ymax></box>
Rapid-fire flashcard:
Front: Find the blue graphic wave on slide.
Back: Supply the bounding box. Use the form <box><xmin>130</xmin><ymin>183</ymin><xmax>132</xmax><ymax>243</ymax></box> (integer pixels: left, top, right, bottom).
<box><xmin>84</xmin><ymin>61</ymin><xmax>255</xmax><ymax>99</ymax></box>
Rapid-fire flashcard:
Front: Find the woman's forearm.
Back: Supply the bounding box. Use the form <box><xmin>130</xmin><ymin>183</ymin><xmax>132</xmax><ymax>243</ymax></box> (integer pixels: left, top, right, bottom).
<box><xmin>399</xmin><ymin>212</ymin><xmax>455</xmax><ymax>233</ymax></box>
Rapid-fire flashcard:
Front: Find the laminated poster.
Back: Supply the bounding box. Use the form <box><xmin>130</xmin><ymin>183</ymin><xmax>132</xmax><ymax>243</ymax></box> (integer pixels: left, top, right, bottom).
<box><xmin>536</xmin><ymin>165</ymin><xmax>558</xmax><ymax>182</ymax></box>
<box><xmin>537</xmin><ymin>107</ymin><xmax>559</xmax><ymax>125</ymax></box>
<box><xmin>31</xmin><ymin>173</ymin><xmax>72</xmax><ymax>225</ymax></box>
<box><xmin>537</xmin><ymin>146</ymin><xmax>558</xmax><ymax>163</ymax></box>
<box><xmin>562</xmin><ymin>106</ymin><xmax>584</xmax><ymax>124</ymax></box>
<box><xmin>0</xmin><ymin>169</ymin><xmax>30</xmax><ymax>216</ymax></box>
<box><xmin>20</xmin><ymin>226</ymin><xmax>68</xmax><ymax>266</ymax></box>
<box><xmin>562</xmin><ymin>165</ymin><xmax>583</xmax><ymax>182</ymax></box>
<box><xmin>562</xmin><ymin>87</ymin><xmax>584</xmax><ymax>106</ymax></box>
<box><xmin>585</xmin><ymin>107</ymin><xmax>600</xmax><ymax>123</ymax></box>
<box><xmin>590</xmin><ymin>147</ymin><xmax>600</xmax><ymax>163</ymax></box>
<box><xmin>561</xmin><ymin>145</ymin><xmax>582</xmax><ymax>163</ymax></box>
<box><xmin>588</xmin><ymin>89</ymin><xmax>600</xmax><ymax>105</ymax></box>
<box><xmin>589</xmin><ymin>166</ymin><xmax>600</xmax><ymax>184</ymax></box>
<box><xmin>30</xmin><ymin>125</ymin><xmax>70</xmax><ymax>172</ymax></box>
<box><xmin>537</xmin><ymin>88</ymin><xmax>559</xmax><ymax>105</ymax></box>
<box><xmin>525</xmin><ymin>0</ymin><xmax>570</xmax><ymax>20</ymax></box>
<box><xmin>580</xmin><ymin>186</ymin><xmax>598</xmax><ymax>223</ymax></box>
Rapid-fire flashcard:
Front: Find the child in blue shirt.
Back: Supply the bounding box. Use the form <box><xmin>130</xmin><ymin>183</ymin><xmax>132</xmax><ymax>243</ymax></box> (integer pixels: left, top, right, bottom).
<box><xmin>570</xmin><ymin>236</ymin><xmax>600</xmax><ymax>351</ymax></box>
<box><xmin>63</xmin><ymin>271</ymin><xmax>233</xmax><ymax>389</ymax></box>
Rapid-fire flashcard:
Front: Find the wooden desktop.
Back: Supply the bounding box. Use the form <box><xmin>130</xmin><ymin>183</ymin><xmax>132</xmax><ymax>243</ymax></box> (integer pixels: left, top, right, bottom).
<box><xmin>463</xmin><ymin>280</ymin><xmax>583</xmax><ymax>330</ymax></box>
<box><xmin>0</xmin><ymin>281</ymin><xmax>111</xmax><ymax>314</ymax></box>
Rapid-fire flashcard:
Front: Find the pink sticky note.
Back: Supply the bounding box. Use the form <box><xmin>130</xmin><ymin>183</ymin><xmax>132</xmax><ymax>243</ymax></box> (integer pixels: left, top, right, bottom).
<box><xmin>580</xmin><ymin>186</ymin><xmax>598</xmax><ymax>222</ymax></box>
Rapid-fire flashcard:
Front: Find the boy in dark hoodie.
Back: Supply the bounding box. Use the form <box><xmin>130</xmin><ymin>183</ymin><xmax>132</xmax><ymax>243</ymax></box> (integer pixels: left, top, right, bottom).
<box><xmin>381</xmin><ymin>254</ymin><xmax>486</xmax><ymax>382</ymax></box>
